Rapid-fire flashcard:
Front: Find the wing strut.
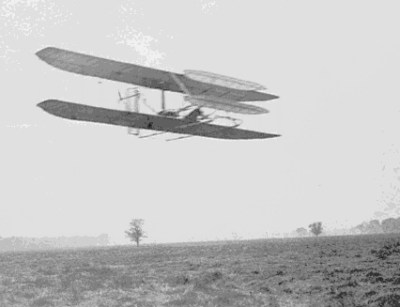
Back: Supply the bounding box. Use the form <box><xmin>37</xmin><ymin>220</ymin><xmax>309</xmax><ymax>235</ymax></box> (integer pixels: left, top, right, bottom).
<box><xmin>118</xmin><ymin>88</ymin><xmax>141</xmax><ymax>135</ymax></box>
<box><xmin>161</xmin><ymin>90</ymin><xmax>165</xmax><ymax>111</ymax></box>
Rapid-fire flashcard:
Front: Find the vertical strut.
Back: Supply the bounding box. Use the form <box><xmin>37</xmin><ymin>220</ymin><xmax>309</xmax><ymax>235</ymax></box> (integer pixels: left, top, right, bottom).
<box><xmin>161</xmin><ymin>90</ymin><xmax>165</xmax><ymax>111</ymax></box>
<box><xmin>125</xmin><ymin>88</ymin><xmax>140</xmax><ymax>135</ymax></box>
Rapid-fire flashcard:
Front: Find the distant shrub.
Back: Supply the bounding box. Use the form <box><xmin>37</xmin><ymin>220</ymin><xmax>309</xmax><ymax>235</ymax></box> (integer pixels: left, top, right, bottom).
<box><xmin>381</xmin><ymin>217</ymin><xmax>400</xmax><ymax>233</ymax></box>
<box><xmin>354</xmin><ymin>219</ymin><xmax>383</xmax><ymax>234</ymax></box>
<box><xmin>296</xmin><ymin>227</ymin><xmax>308</xmax><ymax>237</ymax></box>
<box><xmin>372</xmin><ymin>241</ymin><xmax>400</xmax><ymax>260</ymax></box>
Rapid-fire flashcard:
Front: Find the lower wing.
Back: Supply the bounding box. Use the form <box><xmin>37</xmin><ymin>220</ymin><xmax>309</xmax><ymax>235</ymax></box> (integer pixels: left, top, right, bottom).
<box><xmin>37</xmin><ymin>100</ymin><xmax>280</xmax><ymax>140</ymax></box>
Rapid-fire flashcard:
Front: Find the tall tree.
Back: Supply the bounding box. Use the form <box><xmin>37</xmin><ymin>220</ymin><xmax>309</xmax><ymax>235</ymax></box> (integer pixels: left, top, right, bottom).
<box><xmin>309</xmin><ymin>222</ymin><xmax>323</xmax><ymax>236</ymax></box>
<box><xmin>125</xmin><ymin>219</ymin><xmax>146</xmax><ymax>247</ymax></box>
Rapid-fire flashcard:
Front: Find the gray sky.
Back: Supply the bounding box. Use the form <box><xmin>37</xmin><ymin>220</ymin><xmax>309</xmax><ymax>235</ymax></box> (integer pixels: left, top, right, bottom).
<box><xmin>1</xmin><ymin>0</ymin><xmax>400</xmax><ymax>243</ymax></box>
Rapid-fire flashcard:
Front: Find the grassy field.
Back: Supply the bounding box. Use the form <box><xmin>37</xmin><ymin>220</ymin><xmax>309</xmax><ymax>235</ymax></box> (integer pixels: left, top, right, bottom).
<box><xmin>1</xmin><ymin>234</ymin><xmax>400</xmax><ymax>307</ymax></box>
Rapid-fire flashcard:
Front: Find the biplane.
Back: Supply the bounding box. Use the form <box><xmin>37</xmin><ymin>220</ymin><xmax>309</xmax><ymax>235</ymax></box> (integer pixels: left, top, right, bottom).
<box><xmin>36</xmin><ymin>47</ymin><xmax>280</xmax><ymax>140</ymax></box>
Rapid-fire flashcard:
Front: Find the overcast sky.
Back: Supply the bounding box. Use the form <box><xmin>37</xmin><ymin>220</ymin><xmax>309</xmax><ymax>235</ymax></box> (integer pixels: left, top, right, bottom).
<box><xmin>1</xmin><ymin>0</ymin><xmax>400</xmax><ymax>243</ymax></box>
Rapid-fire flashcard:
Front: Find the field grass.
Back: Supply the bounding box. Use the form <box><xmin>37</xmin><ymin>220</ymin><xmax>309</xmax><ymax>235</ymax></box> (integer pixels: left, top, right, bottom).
<box><xmin>1</xmin><ymin>234</ymin><xmax>400</xmax><ymax>306</ymax></box>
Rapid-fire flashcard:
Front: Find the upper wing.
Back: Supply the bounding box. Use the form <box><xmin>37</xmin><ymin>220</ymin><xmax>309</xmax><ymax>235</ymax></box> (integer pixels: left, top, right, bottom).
<box><xmin>36</xmin><ymin>47</ymin><xmax>279</xmax><ymax>102</ymax></box>
<box><xmin>37</xmin><ymin>100</ymin><xmax>280</xmax><ymax>140</ymax></box>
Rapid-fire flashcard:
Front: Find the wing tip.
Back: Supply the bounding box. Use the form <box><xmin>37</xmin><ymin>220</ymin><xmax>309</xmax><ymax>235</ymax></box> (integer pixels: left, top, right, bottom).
<box><xmin>35</xmin><ymin>46</ymin><xmax>62</xmax><ymax>60</ymax></box>
<box><xmin>252</xmin><ymin>91</ymin><xmax>279</xmax><ymax>102</ymax></box>
<box><xmin>227</xmin><ymin>131</ymin><xmax>281</xmax><ymax>140</ymax></box>
<box><xmin>37</xmin><ymin>99</ymin><xmax>66</xmax><ymax>113</ymax></box>
<box><xmin>261</xmin><ymin>133</ymin><xmax>281</xmax><ymax>139</ymax></box>
<box><xmin>265</xmin><ymin>93</ymin><xmax>279</xmax><ymax>100</ymax></box>
<box><xmin>37</xmin><ymin>99</ymin><xmax>52</xmax><ymax>109</ymax></box>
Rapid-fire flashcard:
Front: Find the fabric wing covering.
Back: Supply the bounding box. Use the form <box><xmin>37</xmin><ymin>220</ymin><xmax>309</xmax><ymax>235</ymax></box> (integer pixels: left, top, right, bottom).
<box><xmin>36</xmin><ymin>47</ymin><xmax>279</xmax><ymax>102</ymax></box>
<box><xmin>37</xmin><ymin>100</ymin><xmax>280</xmax><ymax>140</ymax></box>
<box><xmin>184</xmin><ymin>70</ymin><xmax>267</xmax><ymax>91</ymax></box>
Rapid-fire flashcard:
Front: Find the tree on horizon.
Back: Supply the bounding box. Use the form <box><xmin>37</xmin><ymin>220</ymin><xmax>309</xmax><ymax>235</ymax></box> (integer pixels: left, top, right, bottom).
<box><xmin>125</xmin><ymin>219</ymin><xmax>146</xmax><ymax>247</ymax></box>
<box><xmin>296</xmin><ymin>227</ymin><xmax>308</xmax><ymax>237</ymax></box>
<box><xmin>309</xmin><ymin>222</ymin><xmax>323</xmax><ymax>236</ymax></box>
